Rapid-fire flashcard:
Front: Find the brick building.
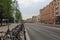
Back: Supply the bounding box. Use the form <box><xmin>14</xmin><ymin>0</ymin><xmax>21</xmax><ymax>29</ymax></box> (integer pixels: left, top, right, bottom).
<box><xmin>40</xmin><ymin>0</ymin><xmax>60</xmax><ymax>24</ymax></box>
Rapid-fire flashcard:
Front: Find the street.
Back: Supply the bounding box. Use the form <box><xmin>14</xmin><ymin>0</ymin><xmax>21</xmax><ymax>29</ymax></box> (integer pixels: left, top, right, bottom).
<box><xmin>25</xmin><ymin>23</ymin><xmax>60</xmax><ymax>40</ymax></box>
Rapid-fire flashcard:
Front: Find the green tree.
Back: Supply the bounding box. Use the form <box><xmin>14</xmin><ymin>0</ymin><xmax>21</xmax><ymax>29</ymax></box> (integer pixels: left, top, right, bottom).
<box><xmin>0</xmin><ymin>0</ymin><xmax>22</xmax><ymax>24</ymax></box>
<box><xmin>0</xmin><ymin>0</ymin><xmax>14</xmax><ymax>25</ymax></box>
<box><xmin>15</xmin><ymin>9</ymin><xmax>22</xmax><ymax>22</ymax></box>
<box><xmin>13</xmin><ymin>0</ymin><xmax>22</xmax><ymax>22</ymax></box>
<box><xmin>4</xmin><ymin>0</ymin><xmax>13</xmax><ymax>18</ymax></box>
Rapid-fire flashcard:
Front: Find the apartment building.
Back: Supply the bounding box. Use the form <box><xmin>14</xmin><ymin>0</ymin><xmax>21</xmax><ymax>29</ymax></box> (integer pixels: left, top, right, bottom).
<box><xmin>40</xmin><ymin>0</ymin><xmax>60</xmax><ymax>24</ymax></box>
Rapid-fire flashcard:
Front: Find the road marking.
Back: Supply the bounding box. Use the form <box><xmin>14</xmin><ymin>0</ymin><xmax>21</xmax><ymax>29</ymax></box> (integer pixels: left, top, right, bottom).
<box><xmin>50</xmin><ymin>33</ymin><xmax>60</xmax><ymax>38</ymax></box>
<box><xmin>30</xmin><ymin>26</ymin><xmax>60</xmax><ymax>39</ymax></box>
<box><xmin>25</xmin><ymin>29</ymin><xmax>30</xmax><ymax>40</ymax></box>
<box><xmin>45</xmin><ymin>30</ymin><xmax>60</xmax><ymax>39</ymax></box>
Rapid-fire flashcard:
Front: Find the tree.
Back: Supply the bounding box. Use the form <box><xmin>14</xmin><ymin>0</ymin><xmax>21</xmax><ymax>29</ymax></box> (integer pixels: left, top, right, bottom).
<box><xmin>15</xmin><ymin>9</ymin><xmax>22</xmax><ymax>22</ymax></box>
<box><xmin>4</xmin><ymin>0</ymin><xmax>13</xmax><ymax>18</ymax></box>
<box><xmin>0</xmin><ymin>0</ymin><xmax>22</xmax><ymax>24</ymax></box>
<box><xmin>0</xmin><ymin>4</ymin><xmax>4</xmax><ymax>26</ymax></box>
<box><xmin>13</xmin><ymin>0</ymin><xmax>22</xmax><ymax>22</ymax></box>
<box><xmin>0</xmin><ymin>0</ymin><xmax>14</xmax><ymax>25</ymax></box>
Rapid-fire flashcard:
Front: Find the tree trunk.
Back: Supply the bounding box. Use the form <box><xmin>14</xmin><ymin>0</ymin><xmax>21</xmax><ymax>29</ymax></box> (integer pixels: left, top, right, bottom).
<box><xmin>1</xmin><ymin>18</ymin><xmax>2</xmax><ymax>26</ymax></box>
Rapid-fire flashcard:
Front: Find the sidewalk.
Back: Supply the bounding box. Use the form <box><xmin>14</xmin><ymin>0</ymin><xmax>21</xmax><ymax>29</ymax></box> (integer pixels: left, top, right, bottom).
<box><xmin>38</xmin><ymin>23</ymin><xmax>60</xmax><ymax>31</ymax></box>
<box><xmin>0</xmin><ymin>23</ymin><xmax>18</xmax><ymax>32</ymax></box>
<box><xmin>0</xmin><ymin>23</ymin><xmax>18</xmax><ymax>36</ymax></box>
<box><xmin>0</xmin><ymin>23</ymin><xmax>25</xmax><ymax>40</ymax></box>
<box><xmin>40</xmin><ymin>23</ymin><xmax>60</xmax><ymax>28</ymax></box>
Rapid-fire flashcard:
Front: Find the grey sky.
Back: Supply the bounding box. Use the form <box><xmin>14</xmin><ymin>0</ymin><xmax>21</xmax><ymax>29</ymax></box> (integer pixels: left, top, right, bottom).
<box><xmin>17</xmin><ymin>0</ymin><xmax>52</xmax><ymax>20</ymax></box>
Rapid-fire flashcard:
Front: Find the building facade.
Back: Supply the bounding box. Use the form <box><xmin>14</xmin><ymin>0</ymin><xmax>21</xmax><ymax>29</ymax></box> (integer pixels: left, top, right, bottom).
<box><xmin>40</xmin><ymin>0</ymin><xmax>60</xmax><ymax>24</ymax></box>
<box><xmin>26</xmin><ymin>18</ymin><xmax>32</xmax><ymax>23</ymax></box>
<box><xmin>32</xmin><ymin>16</ymin><xmax>39</xmax><ymax>23</ymax></box>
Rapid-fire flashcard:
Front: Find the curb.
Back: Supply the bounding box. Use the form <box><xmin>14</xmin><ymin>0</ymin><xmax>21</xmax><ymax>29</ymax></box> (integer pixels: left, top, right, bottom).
<box><xmin>25</xmin><ymin>29</ymin><xmax>30</xmax><ymax>40</ymax></box>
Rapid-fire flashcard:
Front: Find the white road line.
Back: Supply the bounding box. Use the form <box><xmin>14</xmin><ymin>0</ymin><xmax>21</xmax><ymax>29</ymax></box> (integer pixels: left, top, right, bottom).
<box><xmin>45</xmin><ymin>30</ymin><xmax>60</xmax><ymax>39</ymax></box>
<box><xmin>25</xmin><ymin>29</ymin><xmax>30</xmax><ymax>40</ymax></box>
<box><xmin>50</xmin><ymin>33</ymin><xmax>60</xmax><ymax>38</ymax></box>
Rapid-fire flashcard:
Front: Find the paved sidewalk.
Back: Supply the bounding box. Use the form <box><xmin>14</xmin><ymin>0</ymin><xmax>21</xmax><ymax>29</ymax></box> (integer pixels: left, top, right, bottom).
<box><xmin>38</xmin><ymin>23</ymin><xmax>60</xmax><ymax>30</ymax></box>
<box><xmin>0</xmin><ymin>23</ymin><xmax>18</xmax><ymax>36</ymax></box>
<box><xmin>20</xmin><ymin>31</ymin><xmax>25</xmax><ymax>40</ymax></box>
<box><xmin>0</xmin><ymin>23</ymin><xmax>25</xmax><ymax>40</ymax></box>
<box><xmin>0</xmin><ymin>23</ymin><xmax>18</xmax><ymax>32</ymax></box>
<box><xmin>39</xmin><ymin>23</ymin><xmax>60</xmax><ymax>28</ymax></box>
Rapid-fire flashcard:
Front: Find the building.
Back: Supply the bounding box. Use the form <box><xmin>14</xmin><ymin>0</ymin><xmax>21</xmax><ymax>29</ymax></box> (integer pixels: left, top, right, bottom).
<box><xmin>26</xmin><ymin>18</ymin><xmax>32</xmax><ymax>23</ymax></box>
<box><xmin>38</xmin><ymin>15</ymin><xmax>41</xmax><ymax>22</ymax></box>
<box><xmin>40</xmin><ymin>0</ymin><xmax>60</xmax><ymax>24</ymax></box>
<box><xmin>32</xmin><ymin>16</ymin><xmax>39</xmax><ymax>23</ymax></box>
<box><xmin>25</xmin><ymin>15</ymin><xmax>39</xmax><ymax>23</ymax></box>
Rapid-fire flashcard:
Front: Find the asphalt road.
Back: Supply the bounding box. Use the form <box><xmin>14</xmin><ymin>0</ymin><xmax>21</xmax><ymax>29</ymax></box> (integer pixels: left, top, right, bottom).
<box><xmin>25</xmin><ymin>23</ymin><xmax>60</xmax><ymax>40</ymax></box>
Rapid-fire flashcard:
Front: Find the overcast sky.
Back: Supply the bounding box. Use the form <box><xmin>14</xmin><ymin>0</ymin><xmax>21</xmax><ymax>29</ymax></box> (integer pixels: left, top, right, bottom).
<box><xmin>17</xmin><ymin>0</ymin><xmax>52</xmax><ymax>20</ymax></box>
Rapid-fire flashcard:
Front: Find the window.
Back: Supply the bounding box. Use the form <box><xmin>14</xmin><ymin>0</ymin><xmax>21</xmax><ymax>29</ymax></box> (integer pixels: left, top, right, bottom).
<box><xmin>56</xmin><ymin>7</ymin><xmax>58</xmax><ymax>10</ymax></box>
<box><xmin>54</xmin><ymin>0</ymin><xmax>56</xmax><ymax>1</ymax></box>
<box><xmin>56</xmin><ymin>12</ymin><xmax>59</xmax><ymax>14</ymax></box>
<box><xmin>55</xmin><ymin>0</ymin><xmax>58</xmax><ymax>5</ymax></box>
